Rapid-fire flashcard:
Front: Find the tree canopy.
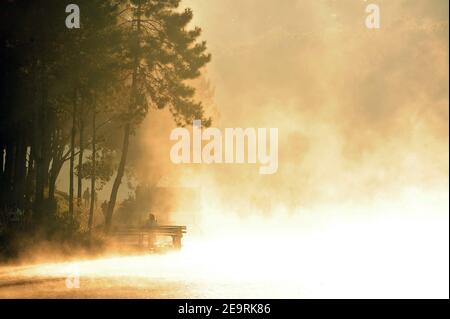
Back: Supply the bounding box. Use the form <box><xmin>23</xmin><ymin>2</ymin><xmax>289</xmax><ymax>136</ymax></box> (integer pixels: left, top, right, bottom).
<box><xmin>0</xmin><ymin>0</ymin><xmax>211</xmax><ymax>238</ymax></box>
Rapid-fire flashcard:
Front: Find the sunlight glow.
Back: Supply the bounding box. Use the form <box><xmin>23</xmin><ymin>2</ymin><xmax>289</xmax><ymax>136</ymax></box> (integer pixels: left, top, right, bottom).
<box><xmin>6</xmin><ymin>186</ymin><xmax>448</xmax><ymax>298</ymax></box>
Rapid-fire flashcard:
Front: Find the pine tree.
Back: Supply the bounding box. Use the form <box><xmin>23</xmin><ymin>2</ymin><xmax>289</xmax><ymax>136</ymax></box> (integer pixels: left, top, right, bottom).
<box><xmin>104</xmin><ymin>0</ymin><xmax>211</xmax><ymax>232</ymax></box>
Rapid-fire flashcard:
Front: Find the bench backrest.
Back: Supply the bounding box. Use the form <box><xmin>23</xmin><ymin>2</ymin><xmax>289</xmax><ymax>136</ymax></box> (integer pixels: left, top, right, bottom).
<box><xmin>113</xmin><ymin>225</ymin><xmax>186</xmax><ymax>236</ymax></box>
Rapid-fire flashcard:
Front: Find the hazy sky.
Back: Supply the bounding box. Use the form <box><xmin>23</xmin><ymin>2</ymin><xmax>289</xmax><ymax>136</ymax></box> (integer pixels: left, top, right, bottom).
<box><xmin>135</xmin><ymin>0</ymin><xmax>449</xmax><ymax>212</ymax></box>
<box><xmin>58</xmin><ymin>0</ymin><xmax>449</xmax><ymax>217</ymax></box>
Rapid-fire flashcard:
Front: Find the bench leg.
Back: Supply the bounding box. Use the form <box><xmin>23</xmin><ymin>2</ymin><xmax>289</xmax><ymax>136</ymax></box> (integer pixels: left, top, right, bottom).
<box><xmin>148</xmin><ymin>232</ymin><xmax>155</xmax><ymax>249</ymax></box>
<box><xmin>172</xmin><ymin>235</ymin><xmax>182</xmax><ymax>250</ymax></box>
<box><xmin>138</xmin><ymin>233</ymin><xmax>143</xmax><ymax>248</ymax></box>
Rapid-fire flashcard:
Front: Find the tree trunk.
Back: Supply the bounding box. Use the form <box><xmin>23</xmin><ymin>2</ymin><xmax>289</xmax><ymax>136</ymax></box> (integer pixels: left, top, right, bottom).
<box><xmin>88</xmin><ymin>104</ymin><xmax>96</xmax><ymax>235</ymax></box>
<box><xmin>32</xmin><ymin>70</ymin><xmax>43</xmax><ymax>223</ymax></box>
<box><xmin>4</xmin><ymin>142</ymin><xmax>15</xmax><ymax>205</ymax></box>
<box><xmin>48</xmin><ymin>158</ymin><xmax>63</xmax><ymax>201</ymax></box>
<box><xmin>77</xmin><ymin>107</ymin><xmax>84</xmax><ymax>208</ymax></box>
<box><xmin>0</xmin><ymin>143</ymin><xmax>4</xmax><ymax>210</ymax></box>
<box><xmin>24</xmin><ymin>147</ymin><xmax>34</xmax><ymax>218</ymax></box>
<box><xmin>105</xmin><ymin>123</ymin><xmax>130</xmax><ymax>233</ymax></box>
<box><xmin>48</xmin><ymin>128</ymin><xmax>64</xmax><ymax>201</ymax></box>
<box><xmin>34</xmin><ymin>79</ymin><xmax>52</xmax><ymax>224</ymax></box>
<box><xmin>0</xmin><ymin>143</ymin><xmax>4</xmax><ymax>182</ymax></box>
<box><xmin>14</xmin><ymin>135</ymin><xmax>27</xmax><ymax>210</ymax></box>
<box><xmin>105</xmin><ymin>2</ymin><xmax>142</xmax><ymax>233</ymax></box>
<box><xmin>69</xmin><ymin>89</ymin><xmax>77</xmax><ymax>220</ymax></box>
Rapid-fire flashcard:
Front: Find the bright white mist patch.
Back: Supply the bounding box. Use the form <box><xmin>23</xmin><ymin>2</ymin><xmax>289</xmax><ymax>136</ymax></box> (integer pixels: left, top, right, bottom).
<box><xmin>1</xmin><ymin>186</ymin><xmax>447</xmax><ymax>298</ymax></box>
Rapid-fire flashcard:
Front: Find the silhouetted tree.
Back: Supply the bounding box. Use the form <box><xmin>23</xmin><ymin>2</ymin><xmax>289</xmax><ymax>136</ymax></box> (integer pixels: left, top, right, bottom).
<box><xmin>104</xmin><ymin>0</ymin><xmax>211</xmax><ymax>232</ymax></box>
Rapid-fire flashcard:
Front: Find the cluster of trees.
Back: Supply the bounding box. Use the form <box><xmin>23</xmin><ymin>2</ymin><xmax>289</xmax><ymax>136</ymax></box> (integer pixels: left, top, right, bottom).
<box><xmin>0</xmin><ymin>0</ymin><xmax>211</xmax><ymax>236</ymax></box>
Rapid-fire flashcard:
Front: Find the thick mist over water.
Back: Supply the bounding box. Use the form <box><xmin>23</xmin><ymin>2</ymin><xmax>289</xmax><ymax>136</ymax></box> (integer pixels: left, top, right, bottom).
<box><xmin>0</xmin><ymin>0</ymin><xmax>448</xmax><ymax>298</ymax></box>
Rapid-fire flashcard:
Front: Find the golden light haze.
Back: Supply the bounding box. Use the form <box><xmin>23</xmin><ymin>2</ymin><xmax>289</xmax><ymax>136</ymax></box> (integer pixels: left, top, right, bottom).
<box><xmin>0</xmin><ymin>0</ymin><xmax>448</xmax><ymax>299</ymax></box>
<box><xmin>130</xmin><ymin>1</ymin><xmax>449</xmax><ymax>297</ymax></box>
<box><xmin>135</xmin><ymin>0</ymin><xmax>448</xmax><ymax>212</ymax></box>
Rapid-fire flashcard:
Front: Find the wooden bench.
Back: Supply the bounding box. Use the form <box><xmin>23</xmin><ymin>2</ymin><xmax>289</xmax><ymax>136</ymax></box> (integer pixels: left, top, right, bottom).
<box><xmin>113</xmin><ymin>225</ymin><xmax>187</xmax><ymax>250</ymax></box>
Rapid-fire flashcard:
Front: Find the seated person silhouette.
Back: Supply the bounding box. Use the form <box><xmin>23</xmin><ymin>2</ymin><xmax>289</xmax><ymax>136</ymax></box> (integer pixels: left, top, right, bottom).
<box><xmin>145</xmin><ymin>213</ymin><xmax>158</xmax><ymax>249</ymax></box>
<box><xmin>146</xmin><ymin>213</ymin><xmax>157</xmax><ymax>228</ymax></box>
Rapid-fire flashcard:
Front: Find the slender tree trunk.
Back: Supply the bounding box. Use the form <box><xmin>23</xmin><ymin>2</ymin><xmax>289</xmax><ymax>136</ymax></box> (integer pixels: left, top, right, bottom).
<box><xmin>0</xmin><ymin>142</ymin><xmax>14</xmax><ymax>210</ymax></box>
<box><xmin>69</xmin><ymin>89</ymin><xmax>77</xmax><ymax>221</ymax></box>
<box><xmin>34</xmin><ymin>79</ymin><xmax>51</xmax><ymax>224</ymax></box>
<box><xmin>32</xmin><ymin>68</ymin><xmax>44</xmax><ymax>223</ymax></box>
<box><xmin>88</xmin><ymin>104</ymin><xmax>96</xmax><ymax>235</ymax></box>
<box><xmin>105</xmin><ymin>123</ymin><xmax>130</xmax><ymax>233</ymax></box>
<box><xmin>0</xmin><ymin>143</ymin><xmax>4</xmax><ymax>181</ymax></box>
<box><xmin>77</xmin><ymin>108</ymin><xmax>84</xmax><ymax>208</ymax></box>
<box><xmin>105</xmin><ymin>2</ymin><xmax>142</xmax><ymax>233</ymax></box>
<box><xmin>4</xmin><ymin>142</ymin><xmax>15</xmax><ymax>204</ymax></box>
<box><xmin>48</xmin><ymin>129</ymin><xmax>64</xmax><ymax>201</ymax></box>
<box><xmin>14</xmin><ymin>135</ymin><xmax>27</xmax><ymax>210</ymax></box>
<box><xmin>0</xmin><ymin>143</ymin><xmax>4</xmax><ymax>210</ymax></box>
<box><xmin>48</xmin><ymin>170</ymin><xmax>57</xmax><ymax>201</ymax></box>
<box><xmin>24</xmin><ymin>147</ymin><xmax>34</xmax><ymax>218</ymax></box>
<box><xmin>48</xmin><ymin>158</ymin><xmax>63</xmax><ymax>201</ymax></box>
